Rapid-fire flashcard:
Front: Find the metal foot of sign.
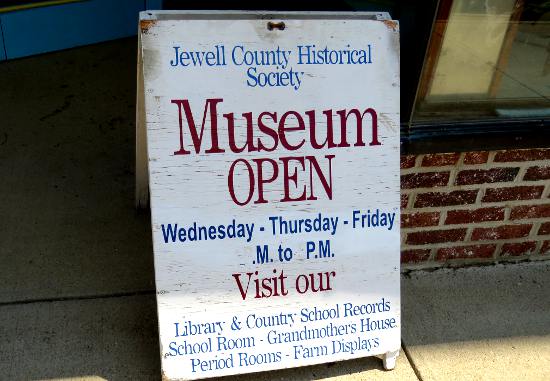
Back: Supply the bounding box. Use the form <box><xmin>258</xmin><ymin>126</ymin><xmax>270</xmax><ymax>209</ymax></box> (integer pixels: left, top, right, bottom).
<box><xmin>137</xmin><ymin>11</ymin><xmax>401</xmax><ymax>380</ymax></box>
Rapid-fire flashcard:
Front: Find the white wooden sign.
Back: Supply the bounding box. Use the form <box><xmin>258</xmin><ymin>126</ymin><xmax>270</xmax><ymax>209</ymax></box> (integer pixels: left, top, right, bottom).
<box><xmin>137</xmin><ymin>11</ymin><xmax>400</xmax><ymax>380</ymax></box>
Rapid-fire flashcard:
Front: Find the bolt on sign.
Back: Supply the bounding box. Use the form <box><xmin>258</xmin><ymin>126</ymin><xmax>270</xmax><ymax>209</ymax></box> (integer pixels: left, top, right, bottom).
<box><xmin>136</xmin><ymin>10</ymin><xmax>400</xmax><ymax>380</ymax></box>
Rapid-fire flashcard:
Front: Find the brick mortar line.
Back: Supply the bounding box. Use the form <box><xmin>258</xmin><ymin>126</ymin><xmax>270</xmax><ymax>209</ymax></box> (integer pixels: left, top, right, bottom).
<box><xmin>407</xmin><ymin>253</ymin><xmax>540</xmax><ymax>264</ymax></box>
<box><xmin>411</xmin><ymin>155</ymin><xmax>418</xmax><ymax>168</ymax></box>
<box><xmin>400</xmin><ymin>159</ymin><xmax>549</xmax><ymax>174</ymax></box>
<box><xmin>496</xmin><ymin>252</ymin><xmax>546</xmax><ymax>261</ymax></box>
<box><xmin>498</xmin><ymin>255</ymin><xmax>532</xmax><ymax>262</ymax></box>
<box><xmin>402</xmin><ymin>157</ymin><xmax>548</xmax><ymax>170</ymax></box>
<box><xmin>481</xmin><ymin>160</ymin><xmax>550</xmax><ymax>168</ymax></box>
<box><xmin>438</xmin><ymin>210</ymin><xmax>447</xmax><ymax>227</ymax></box>
<box><xmin>464</xmin><ymin>225</ymin><xmax>473</xmax><ymax>241</ymax></box>
<box><xmin>402</xmin><ymin>199</ymin><xmax>550</xmax><ymax>212</ymax></box>
<box><xmin>400</xmin><ymin>166</ymin><xmax>456</xmax><ymax>175</ymax></box>
<box><xmin>402</xmin><ymin>255</ymin><xmax>546</xmax><ymax>269</ymax></box>
<box><xmin>401</xmin><ymin>218</ymin><xmax>550</xmax><ymax>232</ymax></box>
<box><xmin>542</xmin><ymin>182</ymin><xmax>550</xmax><ymax>199</ymax></box>
<box><xmin>504</xmin><ymin>206</ymin><xmax>511</xmax><ymax>221</ymax></box>
<box><xmin>401</xmin><ymin>236</ymin><xmax>546</xmax><ymax>250</ymax></box>
<box><xmin>408</xmin><ymin>191</ymin><xmax>418</xmax><ymax>210</ymax></box>
<box><xmin>428</xmin><ymin>247</ymin><xmax>436</xmax><ymax>262</ymax></box>
<box><xmin>404</xmin><ymin>251</ymin><xmax>550</xmax><ymax>263</ymax></box>
<box><xmin>402</xmin><ymin>258</ymin><xmax>495</xmax><ymax>270</ymax></box>
<box><xmin>475</xmin><ymin>187</ymin><xmax>484</xmax><ymax>204</ymax></box>
<box><xmin>535</xmin><ymin>240</ymin><xmax>543</xmax><ymax>255</ymax></box>
<box><xmin>448</xmin><ymin>165</ymin><xmax>459</xmax><ymax>189</ymax></box>
<box><xmin>457</xmin><ymin>152</ymin><xmax>466</xmax><ymax>170</ymax></box>
<box><xmin>531</xmin><ymin>221</ymin><xmax>541</xmax><ymax>237</ymax></box>
<box><xmin>477</xmin><ymin>197</ymin><xmax>550</xmax><ymax>206</ymax></box>
<box><xmin>530</xmin><ymin>255</ymin><xmax>550</xmax><ymax>261</ymax></box>
<box><xmin>516</xmin><ymin>165</ymin><xmax>529</xmax><ymax>181</ymax></box>
<box><xmin>401</xmin><ymin>179</ymin><xmax>550</xmax><ymax>193</ymax></box>
<box><xmin>496</xmin><ymin>256</ymin><xmax>531</xmax><ymax>263</ymax></box>
<box><xmin>402</xmin><ymin>257</ymin><xmax>547</xmax><ymax>271</ymax></box>
<box><xmin>456</xmin><ymin>152</ymin><xmax>469</xmax><ymax>167</ymax></box>
<box><xmin>494</xmin><ymin>242</ymin><xmax>504</xmax><ymax>260</ymax></box>
<box><xmin>401</xmin><ymin>199</ymin><xmax>550</xmax><ymax>213</ymax></box>
<box><xmin>402</xmin><ymin>248</ymin><xmax>543</xmax><ymax>261</ymax></box>
<box><xmin>450</xmin><ymin>156</ymin><xmax>466</xmax><ymax>190</ymax></box>
<box><xmin>402</xmin><ymin>263</ymin><xmax>445</xmax><ymax>271</ymax></box>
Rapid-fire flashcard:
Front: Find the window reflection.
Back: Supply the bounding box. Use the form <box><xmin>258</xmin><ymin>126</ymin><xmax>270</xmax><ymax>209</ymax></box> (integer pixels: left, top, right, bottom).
<box><xmin>414</xmin><ymin>0</ymin><xmax>550</xmax><ymax>122</ymax></box>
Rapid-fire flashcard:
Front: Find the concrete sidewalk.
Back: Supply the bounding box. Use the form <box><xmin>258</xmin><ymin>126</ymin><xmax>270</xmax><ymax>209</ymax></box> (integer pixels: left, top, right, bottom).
<box><xmin>1</xmin><ymin>39</ymin><xmax>549</xmax><ymax>381</ymax></box>
<box><xmin>402</xmin><ymin>262</ymin><xmax>550</xmax><ymax>381</ymax></box>
<box><xmin>1</xmin><ymin>262</ymin><xmax>548</xmax><ymax>381</ymax></box>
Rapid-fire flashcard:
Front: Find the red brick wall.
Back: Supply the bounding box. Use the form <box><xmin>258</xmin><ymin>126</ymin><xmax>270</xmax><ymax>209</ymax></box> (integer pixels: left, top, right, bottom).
<box><xmin>400</xmin><ymin>148</ymin><xmax>550</xmax><ymax>268</ymax></box>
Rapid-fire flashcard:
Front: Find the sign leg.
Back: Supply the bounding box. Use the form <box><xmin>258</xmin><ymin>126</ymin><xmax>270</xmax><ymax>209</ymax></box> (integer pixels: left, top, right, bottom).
<box><xmin>135</xmin><ymin>31</ymin><xmax>149</xmax><ymax>209</ymax></box>
<box><xmin>382</xmin><ymin>349</ymin><xmax>400</xmax><ymax>370</ymax></box>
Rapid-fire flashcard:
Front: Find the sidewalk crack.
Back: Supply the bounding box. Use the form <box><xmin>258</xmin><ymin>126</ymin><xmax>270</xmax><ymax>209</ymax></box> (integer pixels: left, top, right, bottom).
<box><xmin>402</xmin><ymin>339</ymin><xmax>424</xmax><ymax>381</ymax></box>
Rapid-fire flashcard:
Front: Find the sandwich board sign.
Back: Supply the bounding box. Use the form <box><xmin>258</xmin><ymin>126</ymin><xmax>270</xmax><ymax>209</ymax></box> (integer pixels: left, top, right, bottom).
<box><xmin>136</xmin><ymin>10</ymin><xmax>400</xmax><ymax>380</ymax></box>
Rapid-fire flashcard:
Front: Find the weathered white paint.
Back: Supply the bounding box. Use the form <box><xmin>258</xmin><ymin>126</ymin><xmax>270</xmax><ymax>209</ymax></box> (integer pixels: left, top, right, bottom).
<box><xmin>139</xmin><ymin>11</ymin><xmax>400</xmax><ymax>380</ymax></box>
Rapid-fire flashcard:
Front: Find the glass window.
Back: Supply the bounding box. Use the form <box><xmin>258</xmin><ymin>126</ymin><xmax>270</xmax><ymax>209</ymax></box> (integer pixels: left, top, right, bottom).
<box><xmin>412</xmin><ymin>0</ymin><xmax>550</xmax><ymax>123</ymax></box>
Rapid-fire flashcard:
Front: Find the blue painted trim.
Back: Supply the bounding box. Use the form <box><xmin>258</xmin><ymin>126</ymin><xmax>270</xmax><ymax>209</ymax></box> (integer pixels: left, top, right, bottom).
<box><xmin>2</xmin><ymin>0</ymin><xmax>144</xmax><ymax>59</ymax></box>
<box><xmin>0</xmin><ymin>18</ymin><xmax>6</xmax><ymax>61</ymax></box>
<box><xmin>145</xmin><ymin>0</ymin><xmax>163</xmax><ymax>10</ymax></box>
